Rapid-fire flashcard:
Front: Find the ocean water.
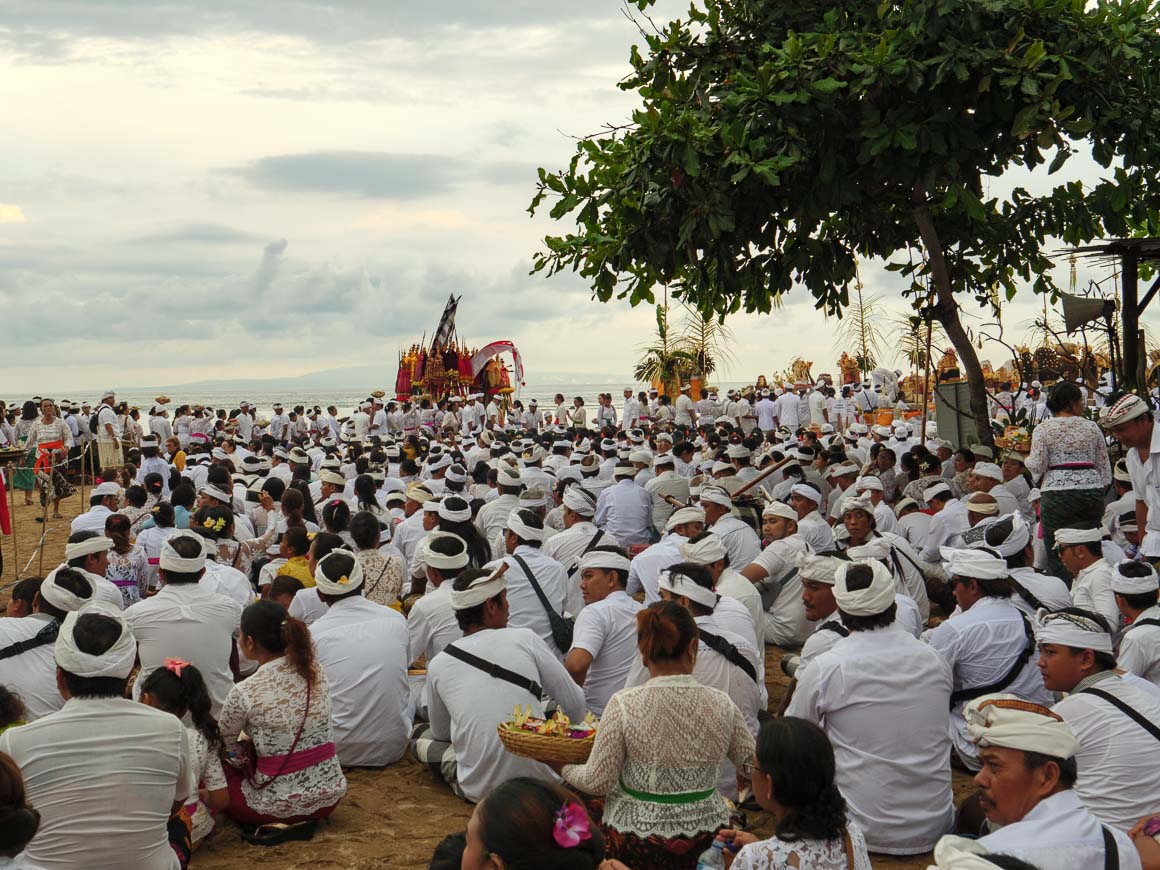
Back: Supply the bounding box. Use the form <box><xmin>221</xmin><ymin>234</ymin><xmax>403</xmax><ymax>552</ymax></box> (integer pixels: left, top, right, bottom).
<box><xmin>49</xmin><ymin>380</ymin><xmax>753</xmax><ymax>422</ymax></box>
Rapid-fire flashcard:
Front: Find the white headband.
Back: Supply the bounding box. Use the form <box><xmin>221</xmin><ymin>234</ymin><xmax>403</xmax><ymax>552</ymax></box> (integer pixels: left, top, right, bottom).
<box><xmin>964</xmin><ymin>495</ymin><xmax>999</xmax><ymax>516</ymax></box>
<box><xmin>425</xmin><ymin>532</ymin><xmax>470</xmax><ymax>571</ymax></box>
<box><xmin>438</xmin><ymin>499</ymin><xmax>472</xmax><ymax>523</ymax></box>
<box><xmin>925</xmin><ymin>838</ymin><xmax>1010</xmax><ymax>870</ymax></box>
<box><xmin>1053</xmin><ymin>526</ymin><xmax>1103</xmax><ymax>546</ymax></box>
<box><xmin>790</xmin><ymin>483</ymin><xmax>821</xmax><ymax>504</ymax></box>
<box><xmin>763</xmin><ymin>501</ymin><xmax>797</xmax><ymax>522</ymax></box>
<box><xmin>314</xmin><ymin>549</ymin><xmax>365</xmax><ymax>595</ymax></box>
<box><xmin>839</xmin><ymin>495</ymin><xmax>875</xmax><ymax>517</ymax></box>
<box><xmin>658</xmin><ymin>569</ymin><xmax>718</xmax><ymax>609</ymax></box>
<box><xmin>159</xmin><ymin>531</ymin><xmax>207</xmax><ymax>573</ymax></box>
<box><xmin>665</xmin><ymin>506</ymin><xmax>706</xmax><ymax>531</ymax></box>
<box><xmin>40</xmin><ymin>565</ymin><xmax>97</xmax><ymax>612</ymax></box>
<box><xmin>855</xmin><ymin>475</ymin><xmax>884</xmax><ymax>493</ymax></box>
<box><xmin>923</xmin><ymin>483</ymin><xmax>953</xmax><ymax>503</ymax></box>
<box><xmin>699</xmin><ymin>486</ymin><xmax>733</xmax><ymax>509</ymax></box>
<box><xmin>451</xmin><ymin>565</ymin><xmax>507</xmax><ymax>610</ymax></box>
<box><xmin>964</xmin><ymin>692</ymin><xmax>1078</xmax><ymax>760</ymax></box>
<box><xmin>678</xmin><ymin>534</ymin><xmax>727</xmax><ymax>565</ymax></box>
<box><xmin>940</xmin><ymin>546</ymin><xmax>1009</xmax><ymax>581</ymax></box>
<box><xmin>971</xmin><ymin>513</ymin><xmax>1030</xmax><ymax>558</ymax></box>
<box><xmin>445</xmin><ymin>465</ymin><xmax>467</xmax><ymax>484</ymax></box>
<box><xmin>833</xmin><ymin>559</ymin><xmax>895</xmax><ymax>617</ymax></box>
<box><xmin>54</xmin><ymin>605</ymin><xmax>137</xmax><ymax>679</ymax></box>
<box><xmin>578</xmin><ymin>550</ymin><xmax>631</xmax><ymax>574</ymax></box>
<box><xmin>1034</xmin><ymin>609</ymin><xmax>1114</xmax><ymax>654</ymax></box>
<box><xmin>562</xmin><ymin>486</ymin><xmax>597</xmax><ymax>516</ymax></box>
<box><xmin>64</xmin><ymin>536</ymin><xmax>113</xmax><ymax>561</ymax></box>
<box><xmin>1111</xmin><ymin>560</ymin><xmax>1160</xmax><ymax>594</ymax></box>
<box><xmin>506</xmin><ymin>511</ymin><xmax>545</xmax><ymax>542</ymax></box>
<box><xmin>795</xmin><ymin>551</ymin><xmax>839</xmax><ymax>585</ymax></box>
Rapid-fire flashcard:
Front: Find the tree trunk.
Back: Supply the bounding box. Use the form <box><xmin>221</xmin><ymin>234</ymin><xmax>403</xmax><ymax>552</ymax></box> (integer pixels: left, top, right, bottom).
<box><xmin>912</xmin><ymin>183</ymin><xmax>995</xmax><ymax>446</ymax></box>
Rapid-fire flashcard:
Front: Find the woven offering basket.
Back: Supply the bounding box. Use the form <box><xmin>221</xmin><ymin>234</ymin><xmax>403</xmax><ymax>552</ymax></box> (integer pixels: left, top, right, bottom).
<box><xmin>497</xmin><ymin>723</ymin><xmax>595</xmax><ymax>765</ymax></box>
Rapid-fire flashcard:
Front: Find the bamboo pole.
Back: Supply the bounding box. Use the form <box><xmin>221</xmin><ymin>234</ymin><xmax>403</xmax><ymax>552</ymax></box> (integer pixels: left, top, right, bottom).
<box><xmin>5</xmin><ymin>462</ymin><xmax>16</xmax><ymax>580</ymax></box>
<box><xmin>920</xmin><ymin>313</ymin><xmax>935</xmax><ymax>448</ymax></box>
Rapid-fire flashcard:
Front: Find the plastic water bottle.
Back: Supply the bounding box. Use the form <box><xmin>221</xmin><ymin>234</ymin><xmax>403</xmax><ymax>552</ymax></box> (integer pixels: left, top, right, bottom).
<box><xmin>695</xmin><ymin>839</ymin><xmax>726</xmax><ymax>869</ymax></box>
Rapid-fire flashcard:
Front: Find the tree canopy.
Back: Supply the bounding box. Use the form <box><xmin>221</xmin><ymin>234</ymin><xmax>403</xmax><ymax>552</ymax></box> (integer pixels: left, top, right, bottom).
<box><xmin>530</xmin><ymin>0</ymin><xmax>1160</xmax><ymax>440</ymax></box>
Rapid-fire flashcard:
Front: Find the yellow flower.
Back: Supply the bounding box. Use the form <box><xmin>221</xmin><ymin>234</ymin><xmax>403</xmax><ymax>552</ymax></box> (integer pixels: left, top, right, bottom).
<box><xmin>337</xmin><ymin>574</ymin><xmax>350</xmax><ymax>585</ymax></box>
<box><xmin>202</xmin><ymin>518</ymin><xmax>215</xmax><ymax>529</ymax></box>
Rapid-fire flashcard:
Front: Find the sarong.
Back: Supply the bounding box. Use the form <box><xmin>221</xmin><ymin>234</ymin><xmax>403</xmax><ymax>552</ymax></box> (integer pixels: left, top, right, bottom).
<box><xmin>1040</xmin><ymin>487</ymin><xmax>1105</xmax><ymax>583</ymax></box>
<box><xmin>167</xmin><ymin>805</ymin><xmax>193</xmax><ymax>869</ymax></box>
<box><xmin>408</xmin><ymin>722</ymin><xmax>465</xmax><ymax>800</ymax></box>
<box><xmin>97</xmin><ymin>440</ymin><xmax>122</xmax><ymax>470</ymax></box>
<box><xmin>602</xmin><ymin>826</ymin><xmax>716</xmax><ymax>870</ymax></box>
<box><xmin>222</xmin><ymin>763</ymin><xmax>340</xmax><ymax>827</ymax></box>
<box><xmin>12</xmin><ymin>447</ymin><xmax>35</xmax><ymax>492</ymax></box>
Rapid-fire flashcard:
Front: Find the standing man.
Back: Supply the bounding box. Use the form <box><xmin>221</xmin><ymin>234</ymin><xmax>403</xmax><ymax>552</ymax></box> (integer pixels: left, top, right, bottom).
<box><xmin>622</xmin><ymin>388</ymin><xmax>641</xmax><ymax>429</ymax></box>
<box><xmin>233</xmin><ymin>402</ymin><xmax>253</xmax><ymax>442</ymax></box>
<box><xmin>754</xmin><ymin>389</ymin><xmax>777</xmax><ymax>435</ymax></box>
<box><xmin>1112</xmin><ymin>560</ymin><xmax>1160</xmax><ymax>686</ymax></box>
<box><xmin>1104</xmin><ymin>393</ymin><xmax>1160</xmax><ymax>560</ymax></box>
<box><xmin>674</xmin><ymin>383</ymin><xmax>697</xmax><ymax>428</ymax></box>
<box><xmin>95</xmin><ymin>389</ymin><xmax>122</xmax><ymax>475</ymax></box>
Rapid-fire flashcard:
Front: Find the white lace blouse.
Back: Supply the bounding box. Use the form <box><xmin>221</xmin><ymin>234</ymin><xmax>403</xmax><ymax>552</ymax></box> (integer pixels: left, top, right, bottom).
<box><xmin>562</xmin><ymin>674</ymin><xmax>755</xmax><ymax>838</ymax></box>
<box><xmin>732</xmin><ymin>820</ymin><xmax>873</xmax><ymax>870</ymax></box>
<box><xmin>218</xmin><ymin>658</ymin><xmax>347</xmax><ymax>819</ymax></box>
<box><xmin>1024</xmin><ymin>416</ymin><xmax>1111</xmax><ymax>491</ymax></box>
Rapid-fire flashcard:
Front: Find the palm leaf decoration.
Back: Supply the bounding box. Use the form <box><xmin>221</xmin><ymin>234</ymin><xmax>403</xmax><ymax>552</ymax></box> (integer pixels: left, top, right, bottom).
<box><xmin>894</xmin><ymin>313</ymin><xmax>947</xmax><ymax>373</ymax></box>
<box><xmin>634</xmin><ymin>303</ymin><xmax>694</xmax><ymax>397</ymax></box>
<box><xmin>680</xmin><ymin>304</ymin><xmax>736</xmax><ymax>378</ymax></box>
<box><xmin>833</xmin><ymin>278</ymin><xmax>886</xmax><ymax>373</ymax></box>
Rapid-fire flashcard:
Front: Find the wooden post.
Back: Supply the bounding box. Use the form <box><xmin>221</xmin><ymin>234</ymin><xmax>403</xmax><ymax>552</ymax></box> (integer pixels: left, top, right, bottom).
<box><xmin>5</xmin><ymin>463</ymin><xmax>16</xmax><ymax>580</ymax></box>
<box><xmin>919</xmin><ymin>312</ymin><xmax>934</xmax><ymax>448</ymax></box>
<box><xmin>1122</xmin><ymin>248</ymin><xmax>1140</xmax><ymax>390</ymax></box>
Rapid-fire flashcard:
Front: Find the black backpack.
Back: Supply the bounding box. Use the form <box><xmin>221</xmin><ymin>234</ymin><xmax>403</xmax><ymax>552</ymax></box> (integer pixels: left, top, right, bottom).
<box><xmin>89</xmin><ymin>412</ymin><xmax>101</xmax><ymax>435</ymax></box>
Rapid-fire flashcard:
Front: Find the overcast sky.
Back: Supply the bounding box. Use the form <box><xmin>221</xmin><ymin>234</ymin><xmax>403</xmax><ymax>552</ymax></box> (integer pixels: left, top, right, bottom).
<box><xmin>0</xmin><ymin>1</ymin><xmax>1147</xmax><ymax>394</ymax></box>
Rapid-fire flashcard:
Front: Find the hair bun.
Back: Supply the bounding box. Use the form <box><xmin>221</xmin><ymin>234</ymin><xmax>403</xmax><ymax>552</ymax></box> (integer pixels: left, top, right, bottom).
<box><xmin>0</xmin><ymin>806</ymin><xmax>41</xmax><ymax>851</ymax></box>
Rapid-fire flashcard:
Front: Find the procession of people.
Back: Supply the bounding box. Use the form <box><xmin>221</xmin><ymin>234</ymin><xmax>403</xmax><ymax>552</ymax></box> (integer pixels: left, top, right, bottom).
<box><xmin>2</xmin><ymin>376</ymin><xmax>1160</xmax><ymax>870</ymax></box>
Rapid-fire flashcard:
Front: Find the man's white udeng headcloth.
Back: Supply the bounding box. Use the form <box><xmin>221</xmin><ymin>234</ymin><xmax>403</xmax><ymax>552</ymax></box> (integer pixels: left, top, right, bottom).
<box><xmin>54</xmin><ymin>605</ymin><xmax>137</xmax><ymax>679</ymax></box>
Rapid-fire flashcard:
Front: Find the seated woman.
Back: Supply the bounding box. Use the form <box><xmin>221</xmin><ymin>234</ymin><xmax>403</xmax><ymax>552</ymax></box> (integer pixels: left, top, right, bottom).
<box><xmin>218</xmin><ymin>600</ymin><xmax>347</xmax><ymax>843</ymax></box>
<box><xmin>104</xmin><ymin>512</ymin><xmax>150</xmax><ymax>607</ymax></box>
<box><xmin>192</xmin><ymin>501</ymin><xmax>276</xmax><ymax>578</ymax></box>
<box><xmin>350</xmin><ymin>511</ymin><xmax>405</xmax><ymax>607</ymax></box>
<box><xmin>141</xmin><ymin>660</ymin><xmax>230</xmax><ymax>862</ymax></box>
<box><xmin>716</xmin><ymin>717</ymin><xmax>872</xmax><ymax>869</ymax></box>
<box><xmin>559</xmin><ymin>600</ymin><xmax>756</xmax><ymax>870</ymax></box>
<box><xmin>461</xmin><ymin>777</ymin><xmax>605</xmax><ymax>870</ymax></box>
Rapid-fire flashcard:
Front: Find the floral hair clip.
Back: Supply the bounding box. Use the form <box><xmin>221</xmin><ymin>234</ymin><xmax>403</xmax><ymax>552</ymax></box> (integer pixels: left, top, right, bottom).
<box><xmin>552</xmin><ymin>802</ymin><xmax>591</xmax><ymax>849</ymax></box>
<box><xmin>164</xmin><ymin>657</ymin><xmax>191</xmax><ymax>677</ymax></box>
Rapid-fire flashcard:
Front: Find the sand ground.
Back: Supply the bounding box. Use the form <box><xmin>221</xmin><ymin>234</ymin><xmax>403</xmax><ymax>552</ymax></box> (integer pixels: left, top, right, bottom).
<box><xmin>0</xmin><ymin>482</ymin><xmax>974</xmax><ymax>869</ymax></box>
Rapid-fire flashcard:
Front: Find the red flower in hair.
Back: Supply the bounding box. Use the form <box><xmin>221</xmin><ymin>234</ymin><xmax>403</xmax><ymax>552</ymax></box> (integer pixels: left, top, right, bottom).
<box><xmin>552</xmin><ymin>802</ymin><xmax>590</xmax><ymax>848</ymax></box>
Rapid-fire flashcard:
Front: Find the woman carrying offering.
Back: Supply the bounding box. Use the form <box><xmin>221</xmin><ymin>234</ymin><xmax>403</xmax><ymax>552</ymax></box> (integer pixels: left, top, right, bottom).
<box><xmin>218</xmin><ymin>600</ymin><xmax>346</xmax><ymax>843</ymax></box>
<box><xmin>559</xmin><ymin>600</ymin><xmax>755</xmax><ymax>870</ymax></box>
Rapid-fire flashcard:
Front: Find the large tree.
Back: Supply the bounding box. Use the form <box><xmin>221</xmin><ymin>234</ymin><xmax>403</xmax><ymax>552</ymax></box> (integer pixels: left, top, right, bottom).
<box><xmin>530</xmin><ymin>0</ymin><xmax>1160</xmax><ymax>443</ymax></box>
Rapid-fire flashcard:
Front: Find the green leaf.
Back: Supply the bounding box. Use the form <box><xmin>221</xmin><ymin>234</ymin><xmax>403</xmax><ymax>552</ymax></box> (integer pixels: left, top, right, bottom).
<box><xmin>811</xmin><ymin>77</ymin><xmax>846</xmax><ymax>94</ymax></box>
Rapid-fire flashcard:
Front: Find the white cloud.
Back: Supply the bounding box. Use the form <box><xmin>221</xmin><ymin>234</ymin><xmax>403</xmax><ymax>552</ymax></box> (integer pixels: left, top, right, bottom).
<box><xmin>0</xmin><ymin>203</ymin><xmax>26</xmax><ymax>223</ymax></box>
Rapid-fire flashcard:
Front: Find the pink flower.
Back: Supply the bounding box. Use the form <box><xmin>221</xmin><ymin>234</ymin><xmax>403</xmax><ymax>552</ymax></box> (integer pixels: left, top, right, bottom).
<box><xmin>552</xmin><ymin>802</ymin><xmax>591</xmax><ymax>849</ymax></box>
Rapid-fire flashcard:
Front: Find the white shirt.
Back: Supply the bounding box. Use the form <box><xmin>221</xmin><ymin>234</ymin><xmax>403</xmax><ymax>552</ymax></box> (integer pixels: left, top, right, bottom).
<box><xmin>1007</xmin><ymin>567</ymin><xmax>1073</xmax><ymax>616</ymax></box>
<box><xmin>70</xmin><ymin>505</ymin><xmax>113</xmax><ymax>535</ymax></box>
<box><xmin>1126</xmin><ymin>420</ymin><xmax>1160</xmax><ymax>554</ymax></box>
<box><xmin>407</xmin><ymin>582</ymin><xmax>462</xmax><ymax>666</ymax></box>
<box><xmin>0</xmin><ymin>698</ymin><xmax>194</xmax><ymax>870</ymax></box>
<box><xmin>716</xmin><ymin>568</ymin><xmax>765</xmax><ymax>646</ymax></box>
<box><xmin>594</xmin><ymin>478</ymin><xmax>653</xmax><ymax>546</ymax></box>
<box><xmin>427</xmin><ymin>626</ymin><xmax>586</xmax><ymax>802</ymax></box>
<box><xmin>1118</xmin><ymin>604</ymin><xmax>1160</xmax><ymax>685</ymax></box>
<box><xmin>749</xmin><ymin>535</ymin><xmax>812</xmax><ymax>646</ymax></box>
<box><xmin>489</xmin><ymin>545</ymin><xmax>570</xmax><ymax>657</ymax></box>
<box><xmin>920</xmin><ymin>499</ymin><xmax>971</xmax><ymax>561</ymax></box>
<box><xmin>755</xmin><ymin>398</ymin><xmax>777</xmax><ymax>431</ymax></box>
<box><xmin>622</xmin><ymin>396</ymin><xmax>641</xmax><ymax>428</ymax></box>
<box><xmin>569</xmin><ymin>590</ymin><xmax>643</xmax><ymax>714</ymax></box>
<box><xmin>540</xmin><ymin>521</ymin><xmax>619</xmax><ymax>615</ymax></box>
<box><xmin>289</xmin><ymin>587</ymin><xmax>329</xmax><ymax>625</ymax></box>
<box><xmin>924</xmin><ymin>597</ymin><xmax>1052</xmax><ymax>765</ymax></box>
<box><xmin>774</xmin><ymin>392</ymin><xmax>801</xmax><ymax>430</ymax></box>
<box><xmin>644</xmin><ymin>470</ymin><xmax>690</xmax><ymax>534</ymax></box>
<box><xmin>124</xmin><ymin>582</ymin><xmax>242</xmax><ymax>719</ymax></box>
<box><xmin>897</xmin><ymin>511</ymin><xmax>932</xmax><ymax>551</ymax></box>
<box><xmin>968</xmin><ymin>789</ymin><xmax>1141</xmax><ymax>870</ymax></box>
<box><xmin>1071</xmin><ymin>558</ymin><xmax>1122</xmax><ymax>633</ymax></box>
<box><xmin>787</xmin><ymin>624</ymin><xmax>954</xmax><ymax>855</ymax></box>
<box><xmin>625</xmin><ymin>533</ymin><xmax>686</xmax><ymax>603</ymax></box>
<box><xmin>475</xmin><ymin>492</ymin><xmax>521</xmax><ymax>543</ymax></box>
<box><xmin>674</xmin><ymin>393</ymin><xmax>696</xmax><ymax>426</ymax></box>
<box><xmin>796</xmin><ymin>510</ymin><xmax>835</xmax><ymax>552</ymax></box>
<box><xmin>311</xmin><ymin>595</ymin><xmax>413</xmax><ymax>767</ymax></box>
<box><xmin>1054</xmin><ymin>673</ymin><xmax>1160</xmax><ymax>830</ymax></box>
<box><xmin>710</xmin><ymin>514</ymin><xmax>762</xmax><ymax>568</ymax></box>
<box><xmin>0</xmin><ymin>614</ymin><xmax>63</xmax><ymax>721</ymax></box>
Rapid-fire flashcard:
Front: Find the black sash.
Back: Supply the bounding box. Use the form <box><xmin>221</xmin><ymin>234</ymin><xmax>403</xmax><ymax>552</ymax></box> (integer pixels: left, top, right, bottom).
<box><xmin>565</xmin><ymin>529</ymin><xmax>606</xmax><ymax>577</ymax></box>
<box><xmin>1129</xmin><ymin>617</ymin><xmax>1160</xmax><ymax>630</ymax></box>
<box><xmin>0</xmin><ymin>619</ymin><xmax>59</xmax><ymax>662</ymax></box>
<box><xmin>698</xmin><ymin>628</ymin><xmax>758</xmax><ymax>684</ymax></box>
<box><xmin>818</xmin><ymin>619</ymin><xmax>850</xmax><ymax>639</ymax></box>
<box><xmin>949</xmin><ymin>612</ymin><xmax>1035</xmax><ymax>707</ymax></box>
<box><xmin>1102</xmin><ymin>824</ymin><xmax>1120</xmax><ymax>870</ymax></box>
<box><xmin>511</xmin><ymin>554</ymin><xmax>575</xmax><ymax>653</ymax></box>
<box><xmin>442</xmin><ymin>644</ymin><xmax>543</xmax><ymax>700</ymax></box>
<box><xmin>1080</xmin><ymin>686</ymin><xmax>1160</xmax><ymax>745</ymax></box>
<box><xmin>1007</xmin><ymin>576</ymin><xmax>1048</xmax><ymax>613</ymax></box>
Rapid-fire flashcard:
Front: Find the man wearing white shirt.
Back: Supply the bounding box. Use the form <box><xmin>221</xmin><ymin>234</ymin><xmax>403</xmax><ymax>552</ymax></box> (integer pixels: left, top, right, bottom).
<box><xmin>621</xmin><ymin>388</ymin><xmax>641</xmax><ymax>429</ymax></box>
<box><xmin>475</xmin><ymin>466</ymin><xmax>523</xmax><ymax>542</ymax></box>
<box><xmin>679</xmin><ymin>532</ymin><xmax>764</xmax><ymax>645</ymax></box>
<box><xmin>123</xmin><ymin>532</ymin><xmax>242</xmax><ymax>718</ymax></box>
<box><xmin>1056</xmin><ymin>525</ymin><xmax>1122</xmax><ymax>632</ymax></box>
<box><xmin>920</xmin><ymin>482</ymin><xmax>971</xmax><ymax>562</ymax></box>
<box><xmin>60</xmin><ymin>533</ymin><xmax>126</xmax><ymax>610</ymax></box>
<box><xmin>673</xmin><ymin>383</ymin><xmax>697</xmax><ymax>427</ymax></box>
<box><xmin>924</xmin><ymin>548</ymin><xmax>1052</xmax><ymax>771</ymax></box>
<box><xmin>233</xmin><ymin>402</ymin><xmax>253</xmax><ymax>442</ymax></box>
<box><xmin>0</xmin><ymin>608</ymin><xmax>195</xmax><ymax>870</ymax></box>
<box><xmin>1037</xmin><ymin>607</ymin><xmax>1160</xmax><ymax>831</ymax></box>
<box><xmin>940</xmin><ymin>693</ymin><xmax>1141</xmax><ymax>869</ymax></box>
<box><xmin>643</xmin><ymin>452</ymin><xmax>690</xmax><ymax>534</ymax></box>
<box><xmin>854</xmin><ymin>475</ymin><xmax>897</xmax><ymax>533</ymax></box>
<box><xmin>698</xmin><ymin>484</ymin><xmax>761</xmax><ymax>570</ymax></box>
<box><xmin>409</xmin><ymin>533</ymin><xmax>469</xmax><ymax>670</ymax></box>
<box><xmin>1105</xmin><ymin>394</ymin><xmax>1160</xmax><ymax>557</ymax></box>
<box><xmin>487</xmin><ymin>509</ymin><xmax>570</xmax><ymax>658</ymax></box>
<box><xmin>413</xmin><ymin>566</ymin><xmax>586</xmax><ymax>802</ymax></box>
<box><xmin>269</xmin><ymin>402</ymin><xmax>291</xmax><ymax>442</ymax></box>
<box><xmin>625</xmin><ymin>506</ymin><xmax>705</xmax><ymax>603</ymax></box>
<box><xmin>310</xmin><ymin>549</ymin><xmax>413</xmax><ymax>767</ymax></box>
<box><xmin>540</xmin><ymin>486</ymin><xmax>618</xmax><ymax>615</ymax></box>
<box><xmin>0</xmin><ymin>568</ymin><xmax>95</xmax><ymax>721</ymax></box>
<box><xmin>788</xmin><ymin>483</ymin><xmax>834</xmax><ymax>552</ymax></box>
<box><xmin>787</xmin><ymin>558</ymin><xmax>953</xmax><ymax>855</ymax></box>
<box><xmin>754</xmin><ymin>390</ymin><xmax>777</xmax><ymax>434</ymax></box>
<box><xmin>808</xmin><ymin>386</ymin><xmax>828</xmax><ymax>427</ymax></box>
<box><xmin>564</xmin><ymin>547</ymin><xmax>643</xmax><ymax>714</ymax></box>
<box><xmin>741</xmin><ymin>501</ymin><xmax>812</xmax><ymax>646</ymax></box>
<box><xmin>70</xmin><ymin>481</ymin><xmax>121</xmax><ymax>535</ymax></box>
<box><xmin>774</xmin><ymin>386</ymin><xmax>802</xmax><ymax>431</ymax></box>
<box><xmin>594</xmin><ymin>464</ymin><xmax>654</xmax><ymax>547</ymax></box>
<box><xmin>1111</xmin><ymin>560</ymin><xmax>1160</xmax><ymax>686</ymax></box>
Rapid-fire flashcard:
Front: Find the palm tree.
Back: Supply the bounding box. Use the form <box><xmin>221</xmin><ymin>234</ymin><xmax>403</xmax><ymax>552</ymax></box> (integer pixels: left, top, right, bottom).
<box><xmin>680</xmin><ymin>304</ymin><xmax>736</xmax><ymax>379</ymax></box>
<box><xmin>634</xmin><ymin>303</ymin><xmax>693</xmax><ymax>397</ymax></box>
<box><xmin>894</xmin><ymin>313</ymin><xmax>946</xmax><ymax>374</ymax></box>
<box><xmin>833</xmin><ymin>277</ymin><xmax>886</xmax><ymax>373</ymax></box>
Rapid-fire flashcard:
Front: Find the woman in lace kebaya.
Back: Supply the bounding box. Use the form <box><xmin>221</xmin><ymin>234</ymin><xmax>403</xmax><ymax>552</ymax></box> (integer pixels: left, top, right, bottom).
<box><xmin>218</xmin><ymin>600</ymin><xmax>346</xmax><ymax>842</ymax></box>
<box><xmin>559</xmin><ymin>600</ymin><xmax>755</xmax><ymax>870</ymax></box>
<box><xmin>714</xmin><ymin>717</ymin><xmax>872</xmax><ymax>870</ymax></box>
<box><xmin>1024</xmin><ymin>381</ymin><xmax>1111</xmax><ymax>580</ymax></box>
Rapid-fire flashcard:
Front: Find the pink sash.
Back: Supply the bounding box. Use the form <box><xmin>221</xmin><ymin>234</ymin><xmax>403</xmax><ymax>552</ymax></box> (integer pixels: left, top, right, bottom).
<box><xmin>255</xmin><ymin>742</ymin><xmax>336</xmax><ymax>777</ymax></box>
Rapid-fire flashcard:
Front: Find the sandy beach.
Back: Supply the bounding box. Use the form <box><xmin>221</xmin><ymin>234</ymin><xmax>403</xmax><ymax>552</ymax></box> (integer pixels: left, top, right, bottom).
<box><xmin>0</xmin><ymin>488</ymin><xmax>974</xmax><ymax>869</ymax></box>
